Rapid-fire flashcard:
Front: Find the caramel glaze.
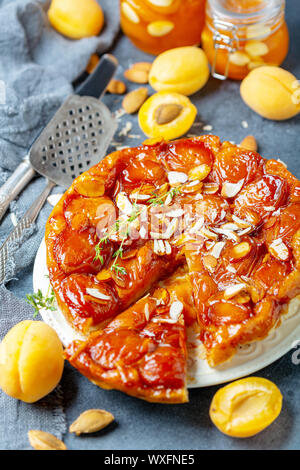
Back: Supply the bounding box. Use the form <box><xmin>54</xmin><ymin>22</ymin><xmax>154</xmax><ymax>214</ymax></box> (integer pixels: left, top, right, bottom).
<box><xmin>46</xmin><ymin>135</ymin><xmax>300</xmax><ymax>401</ymax></box>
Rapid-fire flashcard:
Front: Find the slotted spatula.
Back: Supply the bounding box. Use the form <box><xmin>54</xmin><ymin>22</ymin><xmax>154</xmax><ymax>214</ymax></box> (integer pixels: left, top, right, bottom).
<box><xmin>0</xmin><ymin>54</ymin><xmax>117</xmax><ymax>223</ymax></box>
<box><xmin>0</xmin><ymin>57</ymin><xmax>118</xmax><ymax>284</ymax></box>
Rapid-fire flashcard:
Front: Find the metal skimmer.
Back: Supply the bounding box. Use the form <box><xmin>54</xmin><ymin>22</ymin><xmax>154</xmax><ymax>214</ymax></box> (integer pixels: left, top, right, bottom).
<box><xmin>0</xmin><ymin>60</ymin><xmax>117</xmax><ymax>284</ymax></box>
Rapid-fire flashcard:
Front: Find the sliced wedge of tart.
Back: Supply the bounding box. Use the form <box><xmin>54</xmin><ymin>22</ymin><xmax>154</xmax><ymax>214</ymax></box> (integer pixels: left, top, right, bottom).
<box><xmin>65</xmin><ymin>269</ymin><xmax>192</xmax><ymax>403</ymax></box>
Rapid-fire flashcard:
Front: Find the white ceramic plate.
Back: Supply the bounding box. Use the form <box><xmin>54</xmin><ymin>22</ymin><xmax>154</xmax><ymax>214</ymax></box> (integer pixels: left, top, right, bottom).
<box><xmin>34</xmin><ymin>239</ymin><xmax>300</xmax><ymax>388</ymax></box>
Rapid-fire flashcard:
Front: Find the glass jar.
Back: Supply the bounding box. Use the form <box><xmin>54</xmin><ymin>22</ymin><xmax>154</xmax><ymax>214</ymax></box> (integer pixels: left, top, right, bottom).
<box><xmin>120</xmin><ymin>0</ymin><xmax>206</xmax><ymax>55</ymax></box>
<box><xmin>201</xmin><ymin>0</ymin><xmax>289</xmax><ymax>80</ymax></box>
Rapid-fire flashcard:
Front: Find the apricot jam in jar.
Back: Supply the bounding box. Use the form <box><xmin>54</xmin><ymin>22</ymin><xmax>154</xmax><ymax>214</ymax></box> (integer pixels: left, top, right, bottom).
<box><xmin>201</xmin><ymin>0</ymin><xmax>289</xmax><ymax>80</ymax></box>
<box><xmin>120</xmin><ymin>0</ymin><xmax>206</xmax><ymax>55</ymax></box>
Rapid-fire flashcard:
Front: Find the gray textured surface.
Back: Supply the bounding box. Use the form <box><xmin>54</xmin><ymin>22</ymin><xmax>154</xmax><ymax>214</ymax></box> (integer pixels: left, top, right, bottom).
<box><xmin>0</xmin><ymin>0</ymin><xmax>119</xmax><ymax>450</ymax></box>
<box><xmin>5</xmin><ymin>0</ymin><xmax>300</xmax><ymax>451</ymax></box>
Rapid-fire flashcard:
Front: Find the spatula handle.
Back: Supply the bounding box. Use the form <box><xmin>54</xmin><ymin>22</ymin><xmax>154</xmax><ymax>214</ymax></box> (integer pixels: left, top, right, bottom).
<box><xmin>0</xmin><ymin>157</ymin><xmax>36</xmax><ymax>223</ymax></box>
<box><xmin>77</xmin><ymin>54</ymin><xmax>118</xmax><ymax>98</ymax></box>
<box><xmin>0</xmin><ymin>179</ymin><xmax>55</xmax><ymax>284</ymax></box>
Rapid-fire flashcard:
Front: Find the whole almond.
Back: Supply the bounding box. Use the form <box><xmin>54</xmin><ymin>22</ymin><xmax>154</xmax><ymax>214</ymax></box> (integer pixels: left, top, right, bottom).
<box><xmin>69</xmin><ymin>409</ymin><xmax>114</xmax><ymax>436</ymax></box>
<box><xmin>28</xmin><ymin>430</ymin><xmax>67</xmax><ymax>451</ymax></box>
<box><xmin>239</xmin><ymin>135</ymin><xmax>258</xmax><ymax>152</ymax></box>
<box><xmin>122</xmin><ymin>87</ymin><xmax>148</xmax><ymax>114</ymax></box>
<box><xmin>132</xmin><ymin>62</ymin><xmax>152</xmax><ymax>73</ymax></box>
<box><xmin>155</xmin><ymin>103</ymin><xmax>183</xmax><ymax>125</ymax></box>
<box><xmin>107</xmin><ymin>79</ymin><xmax>127</xmax><ymax>95</ymax></box>
<box><xmin>124</xmin><ymin>68</ymin><xmax>149</xmax><ymax>84</ymax></box>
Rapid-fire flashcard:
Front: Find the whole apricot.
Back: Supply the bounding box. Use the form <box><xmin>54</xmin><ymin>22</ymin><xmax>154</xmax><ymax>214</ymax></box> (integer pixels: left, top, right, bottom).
<box><xmin>48</xmin><ymin>0</ymin><xmax>104</xmax><ymax>39</ymax></box>
<box><xmin>0</xmin><ymin>321</ymin><xmax>64</xmax><ymax>403</ymax></box>
<box><xmin>149</xmin><ymin>46</ymin><xmax>209</xmax><ymax>96</ymax></box>
<box><xmin>138</xmin><ymin>91</ymin><xmax>197</xmax><ymax>141</ymax></box>
<box><xmin>210</xmin><ymin>377</ymin><xmax>282</xmax><ymax>438</ymax></box>
<box><xmin>240</xmin><ymin>66</ymin><xmax>300</xmax><ymax>120</ymax></box>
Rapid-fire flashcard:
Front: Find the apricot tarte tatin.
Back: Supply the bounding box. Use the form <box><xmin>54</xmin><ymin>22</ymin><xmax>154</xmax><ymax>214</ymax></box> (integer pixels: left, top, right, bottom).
<box><xmin>46</xmin><ymin>135</ymin><xmax>300</xmax><ymax>403</ymax></box>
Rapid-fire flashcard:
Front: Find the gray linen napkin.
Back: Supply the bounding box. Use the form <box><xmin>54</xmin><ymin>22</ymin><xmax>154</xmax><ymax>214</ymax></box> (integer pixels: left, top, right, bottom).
<box><xmin>0</xmin><ymin>0</ymin><xmax>119</xmax><ymax>449</ymax></box>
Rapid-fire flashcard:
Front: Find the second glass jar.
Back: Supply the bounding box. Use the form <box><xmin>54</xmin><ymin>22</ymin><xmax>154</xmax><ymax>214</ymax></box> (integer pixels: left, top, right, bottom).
<box><xmin>120</xmin><ymin>0</ymin><xmax>206</xmax><ymax>55</ymax></box>
<box><xmin>201</xmin><ymin>0</ymin><xmax>289</xmax><ymax>80</ymax></box>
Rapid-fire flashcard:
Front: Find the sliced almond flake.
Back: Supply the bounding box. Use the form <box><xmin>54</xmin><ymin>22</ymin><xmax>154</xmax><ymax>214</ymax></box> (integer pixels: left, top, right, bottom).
<box><xmin>118</xmin><ymin>121</ymin><xmax>132</xmax><ymax>137</ymax></box>
<box><xmin>153</xmin><ymin>239</ymin><xmax>159</xmax><ymax>254</ymax></box>
<box><xmin>272</xmin><ymin>209</ymin><xmax>281</xmax><ymax>217</ymax></box>
<box><xmin>277</xmin><ymin>158</ymin><xmax>287</xmax><ymax>168</ymax></box>
<box><xmin>47</xmin><ymin>194</ymin><xmax>63</xmax><ymax>207</ymax></box>
<box><xmin>238</xmin><ymin>226</ymin><xmax>253</xmax><ymax>236</ymax></box>
<box><xmin>226</xmin><ymin>266</ymin><xmax>237</xmax><ymax>273</ymax></box>
<box><xmin>202</xmin><ymin>124</ymin><xmax>213</xmax><ymax>131</ymax></box>
<box><xmin>200</xmin><ymin>226</ymin><xmax>219</xmax><ymax>240</ymax></box>
<box><xmin>144</xmin><ymin>303</ymin><xmax>150</xmax><ymax>321</ymax></box>
<box><xmin>152</xmin><ymin>317</ymin><xmax>177</xmax><ymax>324</ymax></box>
<box><xmin>205</xmin><ymin>240</ymin><xmax>216</xmax><ymax>250</ymax></box>
<box><xmin>264</xmin><ymin>206</ymin><xmax>276</xmax><ymax>212</ymax></box>
<box><xmin>184</xmin><ymin>179</ymin><xmax>201</xmax><ymax>188</ymax></box>
<box><xmin>232</xmin><ymin>214</ymin><xmax>252</xmax><ymax>228</ymax></box>
<box><xmin>151</xmin><ymin>232</ymin><xmax>162</xmax><ymax>240</ymax></box>
<box><xmin>158</xmin><ymin>239</ymin><xmax>166</xmax><ymax>253</ymax></box>
<box><xmin>220</xmin><ymin>222</ymin><xmax>239</xmax><ymax>231</ymax></box>
<box><xmin>116</xmin><ymin>192</ymin><xmax>133</xmax><ymax>216</ymax></box>
<box><xmin>189</xmin><ymin>216</ymin><xmax>205</xmax><ymax>234</ymax></box>
<box><xmin>111</xmin><ymin>141</ymin><xmax>122</xmax><ymax>148</ymax></box>
<box><xmin>164</xmin><ymin>193</ymin><xmax>173</xmax><ymax>206</ymax></box>
<box><xmin>271</xmin><ymin>238</ymin><xmax>282</xmax><ymax>246</ymax></box>
<box><xmin>213</xmin><ymin>227</ymin><xmax>240</xmax><ymax>242</ymax></box>
<box><xmin>163</xmin><ymin>218</ymin><xmax>178</xmax><ymax>238</ymax></box>
<box><xmin>269</xmin><ymin>240</ymin><xmax>289</xmax><ymax>261</ymax></box>
<box><xmin>167</xmin><ymin>171</ymin><xmax>188</xmax><ymax>185</ymax></box>
<box><xmin>221</xmin><ymin>179</ymin><xmax>244</xmax><ymax>198</ymax></box>
<box><xmin>128</xmin><ymin>134</ymin><xmax>141</xmax><ymax>139</ymax></box>
<box><xmin>220</xmin><ymin>210</ymin><xmax>227</xmax><ymax>221</ymax></box>
<box><xmin>210</xmin><ymin>241</ymin><xmax>226</xmax><ymax>259</ymax></box>
<box><xmin>113</xmin><ymin>108</ymin><xmax>126</xmax><ymax>120</ymax></box>
<box><xmin>129</xmin><ymin>192</ymin><xmax>151</xmax><ymax>202</ymax></box>
<box><xmin>139</xmin><ymin>226</ymin><xmax>147</xmax><ymax>239</ymax></box>
<box><xmin>86</xmin><ymin>288</ymin><xmax>111</xmax><ymax>301</ymax></box>
<box><xmin>115</xmin><ymin>145</ymin><xmax>129</xmax><ymax>151</ymax></box>
<box><xmin>164</xmin><ymin>240</ymin><xmax>172</xmax><ymax>255</ymax></box>
<box><xmin>165</xmin><ymin>208</ymin><xmax>184</xmax><ymax>218</ymax></box>
<box><xmin>224</xmin><ymin>283</ymin><xmax>247</xmax><ymax>300</ymax></box>
<box><xmin>169</xmin><ymin>301</ymin><xmax>183</xmax><ymax>321</ymax></box>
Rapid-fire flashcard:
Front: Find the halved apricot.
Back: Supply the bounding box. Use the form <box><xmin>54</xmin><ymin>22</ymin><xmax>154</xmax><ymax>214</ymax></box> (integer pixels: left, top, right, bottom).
<box><xmin>210</xmin><ymin>377</ymin><xmax>282</xmax><ymax>438</ymax></box>
<box><xmin>138</xmin><ymin>92</ymin><xmax>197</xmax><ymax>141</ymax></box>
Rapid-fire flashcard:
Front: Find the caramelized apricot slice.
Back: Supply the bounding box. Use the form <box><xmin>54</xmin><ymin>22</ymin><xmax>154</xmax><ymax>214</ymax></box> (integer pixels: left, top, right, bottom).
<box><xmin>74</xmin><ymin>176</ymin><xmax>105</xmax><ymax>197</ymax></box>
<box><xmin>208</xmin><ymin>299</ymin><xmax>251</xmax><ymax>326</ymax></box>
<box><xmin>64</xmin><ymin>195</ymin><xmax>115</xmax><ymax>231</ymax></box>
<box><xmin>263</xmin><ymin>203</ymin><xmax>300</xmax><ymax>245</ymax></box>
<box><xmin>162</xmin><ymin>138</ymin><xmax>213</xmax><ymax>172</ymax></box>
<box><xmin>234</xmin><ymin>174</ymin><xmax>288</xmax><ymax>220</ymax></box>
<box><xmin>214</xmin><ymin>145</ymin><xmax>264</xmax><ymax>184</ymax></box>
<box><xmin>122</xmin><ymin>158</ymin><xmax>167</xmax><ymax>186</ymax></box>
<box><xmin>59</xmin><ymin>274</ymin><xmax>119</xmax><ymax>331</ymax></box>
<box><xmin>53</xmin><ymin>228</ymin><xmax>109</xmax><ymax>274</ymax></box>
<box><xmin>210</xmin><ymin>377</ymin><xmax>282</xmax><ymax>438</ymax></box>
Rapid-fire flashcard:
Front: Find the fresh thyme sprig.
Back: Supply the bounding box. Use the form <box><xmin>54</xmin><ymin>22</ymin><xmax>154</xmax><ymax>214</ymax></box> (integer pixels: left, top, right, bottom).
<box><xmin>94</xmin><ymin>183</ymin><xmax>183</xmax><ymax>276</ymax></box>
<box><xmin>26</xmin><ymin>284</ymin><xmax>56</xmax><ymax>318</ymax></box>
